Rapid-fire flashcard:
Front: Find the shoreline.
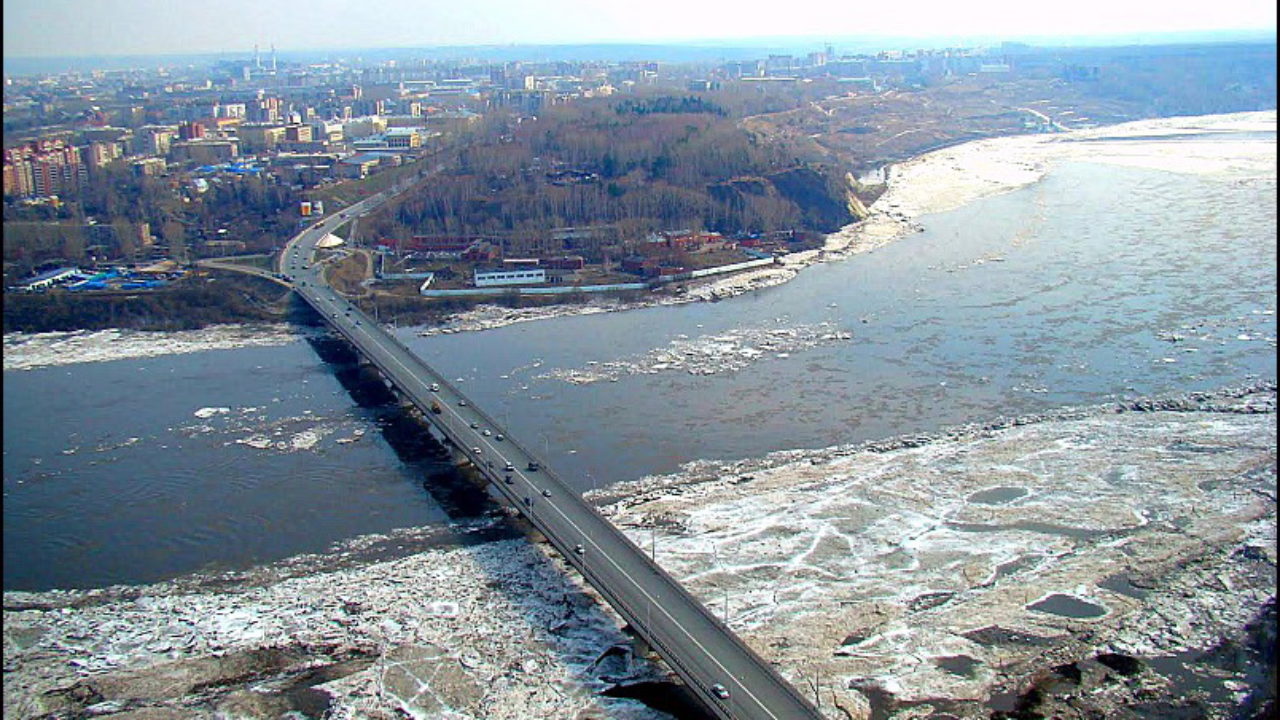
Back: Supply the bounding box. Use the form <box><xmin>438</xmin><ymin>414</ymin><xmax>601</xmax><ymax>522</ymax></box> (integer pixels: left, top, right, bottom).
<box><xmin>3</xmin><ymin>110</ymin><xmax>1273</xmax><ymax>367</ymax></box>
<box><xmin>420</xmin><ymin>109</ymin><xmax>1276</xmax><ymax>336</ymax></box>
<box><xmin>4</xmin><ymin>382</ymin><xmax>1274</xmax><ymax>719</ymax></box>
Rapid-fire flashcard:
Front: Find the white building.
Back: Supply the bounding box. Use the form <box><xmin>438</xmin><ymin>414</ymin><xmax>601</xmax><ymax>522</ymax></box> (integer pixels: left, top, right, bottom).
<box><xmin>474</xmin><ymin>268</ymin><xmax>546</xmax><ymax>287</ymax></box>
<box><xmin>18</xmin><ymin>266</ymin><xmax>84</xmax><ymax>291</ymax></box>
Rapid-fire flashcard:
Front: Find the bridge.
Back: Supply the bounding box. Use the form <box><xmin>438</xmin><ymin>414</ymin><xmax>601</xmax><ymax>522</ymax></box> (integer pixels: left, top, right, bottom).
<box><xmin>276</xmin><ymin>185</ymin><xmax>825</xmax><ymax>720</ymax></box>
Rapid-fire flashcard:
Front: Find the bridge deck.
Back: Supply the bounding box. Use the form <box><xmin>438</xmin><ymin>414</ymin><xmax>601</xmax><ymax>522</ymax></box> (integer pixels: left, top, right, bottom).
<box><xmin>283</xmin><ymin>193</ymin><xmax>824</xmax><ymax>720</ymax></box>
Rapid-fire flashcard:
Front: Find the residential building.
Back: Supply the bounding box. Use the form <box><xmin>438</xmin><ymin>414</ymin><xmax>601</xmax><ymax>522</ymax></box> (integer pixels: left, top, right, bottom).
<box><xmin>2</xmin><ymin>138</ymin><xmax>87</xmax><ymax>198</ymax></box>
<box><xmin>169</xmin><ymin>139</ymin><xmax>238</xmax><ymax>164</ymax></box>
<box><xmin>133</xmin><ymin>125</ymin><xmax>177</xmax><ymax>156</ymax></box>
<box><xmin>84</xmin><ymin>140</ymin><xmax>123</xmax><ymax>170</ymax></box>
<box><xmin>284</xmin><ymin>124</ymin><xmax>313</xmax><ymax>143</ymax></box>
<box><xmin>238</xmin><ymin>124</ymin><xmax>287</xmax><ymax>152</ymax></box>
<box><xmin>177</xmin><ymin>121</ymin><xmax>205</xmax><ymax>140</ymax></box>
<box><xmin>309</xmin><ymin>119</ymin><xmax>344</xmax><ymax>143</ymax></box>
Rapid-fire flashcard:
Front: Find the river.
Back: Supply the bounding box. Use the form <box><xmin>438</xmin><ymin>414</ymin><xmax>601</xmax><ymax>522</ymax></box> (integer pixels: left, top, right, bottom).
<box><xmin>4</xmin><ymin>119</ymin><xmax>1275</xmax><ymax>592</ymax></box>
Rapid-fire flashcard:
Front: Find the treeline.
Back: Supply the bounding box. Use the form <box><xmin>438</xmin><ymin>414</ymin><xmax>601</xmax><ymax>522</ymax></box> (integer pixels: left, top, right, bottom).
<box><xmin>1085</xmin><ymin>42</ymin><xmax>1277</xmax><ymax>116</ymax></box>
<box><xmin>369</xmin><ymin>89</ymin><xmax>859</xmax><ymax>248</ymax></box>
<box><xmin>613</xmin><ymin>96</ymin><xmax>727</xmax><ymax>116</ymax></box>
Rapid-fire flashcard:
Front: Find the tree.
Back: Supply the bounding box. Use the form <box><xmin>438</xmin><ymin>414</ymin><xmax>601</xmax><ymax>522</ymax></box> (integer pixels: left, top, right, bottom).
<box><xmin>162</xmin><ymin>221</ymin><xmax>186</xmax><ymax>262</ymax></box>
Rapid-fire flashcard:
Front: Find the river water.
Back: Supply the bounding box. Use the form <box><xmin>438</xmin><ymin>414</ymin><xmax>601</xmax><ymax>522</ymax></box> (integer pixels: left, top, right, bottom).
<box><xmin>4</xmin><ymin>131</ymin><xmax>1275</xmax><ymax>591</ymax></box>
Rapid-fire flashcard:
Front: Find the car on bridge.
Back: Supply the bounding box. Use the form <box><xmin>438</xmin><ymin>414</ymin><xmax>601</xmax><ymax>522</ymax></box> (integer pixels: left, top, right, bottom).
<box><xmin>711</xmin><ymin>684</ymin><xmax>730</xmax><ymax>700</ymax></box>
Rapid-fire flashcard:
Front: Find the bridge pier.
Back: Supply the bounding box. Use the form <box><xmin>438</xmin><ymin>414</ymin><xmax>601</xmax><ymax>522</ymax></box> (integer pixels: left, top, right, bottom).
<box><xmin>630</xmin><ymin>632</ymin><xmax>652</xmax><ymax>660</ymax></box>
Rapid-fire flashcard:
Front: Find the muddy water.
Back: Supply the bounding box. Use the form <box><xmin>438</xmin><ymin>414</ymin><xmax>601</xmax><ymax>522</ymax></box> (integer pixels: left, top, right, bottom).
<box><xmin>4</xmin><ymin>133</ymin><xmax>1275</xmax><ymax>590</ymax></box>
<box><xmin>411</xmin><ymin>156</ymin><xmax>1276</xmax><ymax>488</ymax></box>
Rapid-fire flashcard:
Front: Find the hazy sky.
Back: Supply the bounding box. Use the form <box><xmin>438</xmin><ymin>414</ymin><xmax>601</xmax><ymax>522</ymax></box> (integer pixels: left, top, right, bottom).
<box><xmin>4</xmin><ymin>0</ymin><xmax>1276</xmax><ymax>58</ymax></box>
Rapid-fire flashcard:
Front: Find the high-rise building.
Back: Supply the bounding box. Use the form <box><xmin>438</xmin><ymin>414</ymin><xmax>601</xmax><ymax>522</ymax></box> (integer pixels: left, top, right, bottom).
<box><xmin>3</xmin><ymin>138</ymin><xmax>86</xmax><ymax>198</ymax></box>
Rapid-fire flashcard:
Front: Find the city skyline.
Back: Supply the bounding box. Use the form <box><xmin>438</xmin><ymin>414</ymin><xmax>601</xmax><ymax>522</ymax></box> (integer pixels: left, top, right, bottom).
<box><xmin>4</xmin><ymin>0</ymin><xmax>1276</xmax><ymax>60</ymax></box>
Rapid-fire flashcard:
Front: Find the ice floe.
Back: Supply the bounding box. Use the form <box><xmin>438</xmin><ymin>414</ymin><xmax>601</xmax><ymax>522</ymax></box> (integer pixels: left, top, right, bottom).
<box><xmin>540</xmin><ymin>321</ymin><xmax>854</xmax><ymax>384</ymax></box>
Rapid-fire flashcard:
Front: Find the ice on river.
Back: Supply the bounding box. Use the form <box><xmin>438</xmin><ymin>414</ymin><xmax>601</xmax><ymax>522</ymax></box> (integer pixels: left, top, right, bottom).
<box><xmin>3</xmin><ymin>324</ymin><xmax>317</xmax><ymax>371</ymax></box>
<box><xmin>540</xmin><ymin>320</ymin><xmax>854</xmax><ymax>384</ymax></box>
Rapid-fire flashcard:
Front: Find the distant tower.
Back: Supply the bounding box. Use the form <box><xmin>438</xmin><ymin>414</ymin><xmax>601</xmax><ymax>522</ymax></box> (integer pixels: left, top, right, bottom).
<box><xmin>254</xmin><ymin>44</ymin><xmax>261</xmax><ymax>70</ymax></box>
<box><xmin>271</xmin><ymin>44</ymin><xmax>277</xmax><ymax>72</ymax></box>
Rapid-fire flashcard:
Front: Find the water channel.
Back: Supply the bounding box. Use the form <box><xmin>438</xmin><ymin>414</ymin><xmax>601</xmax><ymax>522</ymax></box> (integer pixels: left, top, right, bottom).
<box><xmin>4</xmin><ymin>137</ymin><xmax>1275</xmax><ymax>591</ymax></box>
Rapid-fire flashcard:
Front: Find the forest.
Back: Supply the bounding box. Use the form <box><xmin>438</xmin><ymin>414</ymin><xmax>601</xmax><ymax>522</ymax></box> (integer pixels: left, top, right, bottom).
<box><xmin>365</xmin><ymin>88</ymin><xmax>868</xmax><ymax>254</ymax></box>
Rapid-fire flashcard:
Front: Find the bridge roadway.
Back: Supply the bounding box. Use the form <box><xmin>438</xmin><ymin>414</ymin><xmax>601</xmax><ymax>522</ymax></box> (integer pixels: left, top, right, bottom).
<box><xmin>277</xmin><ymin>188</ymin><xmax>825</xmax><ymax>720</ymax></box>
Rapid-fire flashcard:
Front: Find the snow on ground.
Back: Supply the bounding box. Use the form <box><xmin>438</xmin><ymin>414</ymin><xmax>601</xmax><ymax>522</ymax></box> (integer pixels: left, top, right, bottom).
<box><xmin>3</xmin><ymin>324</ymin><xmax>318</xmax><ymax>372</ymax></box>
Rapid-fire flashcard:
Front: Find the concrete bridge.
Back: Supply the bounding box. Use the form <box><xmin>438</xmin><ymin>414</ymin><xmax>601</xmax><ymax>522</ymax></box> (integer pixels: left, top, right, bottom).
<box><xmin>276</xmin><ymin>189</ymin><xmax>825</xmax><ymax>720</ymax></box>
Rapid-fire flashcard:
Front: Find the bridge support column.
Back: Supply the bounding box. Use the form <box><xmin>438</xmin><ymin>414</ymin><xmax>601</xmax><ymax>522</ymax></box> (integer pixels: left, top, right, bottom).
<box><xmin>630</xmin><ymin>633</ymin><xmax>651</xmax><ymax>660</ymax></box>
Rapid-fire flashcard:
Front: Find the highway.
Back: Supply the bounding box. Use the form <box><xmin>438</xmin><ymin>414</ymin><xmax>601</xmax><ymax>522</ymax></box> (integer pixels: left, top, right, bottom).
<box><xmin>278</xmin><ymin>183</ymin><xmax>825</xmax><ymax>720</ymax></box>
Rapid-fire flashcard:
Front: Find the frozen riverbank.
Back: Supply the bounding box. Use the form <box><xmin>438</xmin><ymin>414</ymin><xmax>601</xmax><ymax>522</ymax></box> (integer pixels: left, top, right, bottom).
<box><xmin>4</xmin><ymin>384</ymin><xmax>1274</xmax><ymax>719</ymax></box>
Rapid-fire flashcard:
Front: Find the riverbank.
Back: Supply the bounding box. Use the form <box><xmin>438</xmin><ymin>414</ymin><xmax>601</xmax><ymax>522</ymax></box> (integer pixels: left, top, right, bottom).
<box><xmin>3</xmin><ymin>111</ymin><xmax>1271</xmax><ymax>360</ymax></box>
<box><xmin>420</xmin><ymin>110</ymin><xmax>1276</xmax><ymax>336</ymax></box>
<box><xmin>4</xmin><ymin>384</ymin><xmax>1273</xmax><ymax>719</ymax></box>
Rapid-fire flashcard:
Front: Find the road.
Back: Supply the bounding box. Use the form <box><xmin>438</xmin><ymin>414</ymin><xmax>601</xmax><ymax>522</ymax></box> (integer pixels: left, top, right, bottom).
<box><xmin>279</xmin><ymin>182</ymin><xmax>825</xmax><ymax>720</ymax></box>
<box><xmin>195</xmin><ymin>257</ymin><xmax>293</xmax><ymax>287</ymax></box>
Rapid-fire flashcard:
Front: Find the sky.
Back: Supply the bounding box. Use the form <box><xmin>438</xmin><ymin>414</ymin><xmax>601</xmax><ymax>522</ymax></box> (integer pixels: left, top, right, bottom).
<box><xmin>3</xmin><ymin>0</ymin><xmax>1276</xmax><ymax>58</ymax></box>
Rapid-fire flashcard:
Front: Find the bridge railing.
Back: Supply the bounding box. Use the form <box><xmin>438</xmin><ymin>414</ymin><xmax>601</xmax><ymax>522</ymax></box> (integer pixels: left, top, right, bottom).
<box><xmin>300</xmin><ymin>288</ymin><xmax>821</xmax><ymax>719</ymax></box>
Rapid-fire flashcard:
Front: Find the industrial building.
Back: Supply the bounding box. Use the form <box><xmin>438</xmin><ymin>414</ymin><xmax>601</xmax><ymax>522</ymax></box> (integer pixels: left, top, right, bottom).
<box><xmin>474</xmin><ymin>268</ymin><xmax>546</xmax><ymax>287</ymax></box>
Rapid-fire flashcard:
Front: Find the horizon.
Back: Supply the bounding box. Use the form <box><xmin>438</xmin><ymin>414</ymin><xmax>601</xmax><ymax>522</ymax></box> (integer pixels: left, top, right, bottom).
<box><xmin>2</xmin><ymin>28</ymin><xmax>1275</xmax><ymax>76</ymax></box>
<box><xmin>4</xmin><ymin>0</ymin><xmax>1275</xmax><ymax>66</ymax></box>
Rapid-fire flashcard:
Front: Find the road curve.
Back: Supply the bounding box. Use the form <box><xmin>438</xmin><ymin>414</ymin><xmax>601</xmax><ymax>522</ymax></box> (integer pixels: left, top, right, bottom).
<box><xmin>279</xmin><ymin>181</ymin><xmax>825</xmax><ymax>720</ymax></box>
